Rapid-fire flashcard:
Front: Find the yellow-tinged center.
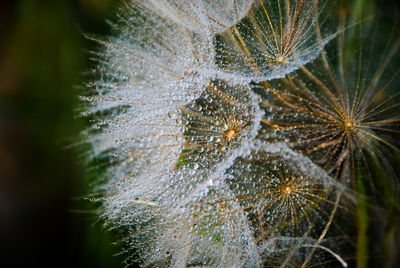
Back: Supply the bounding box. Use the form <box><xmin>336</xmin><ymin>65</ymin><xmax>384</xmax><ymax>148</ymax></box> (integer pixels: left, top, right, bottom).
<box><xmin>276</xmin><ymin>55</ymin><xmax>285</xmax><ymax>64</ymax></box>
<box><xmin>284</xmin><ymin>186</ymin><xmax>292</xmax><ymax>194</ymax></box>
<box><xmin>343</xmin><ymin>117</ymin><xmax>356</xmax><ymax>133</ymax></box>
<box><xmin>223</xmin><ymin>129</ymin><xmax>238</xmax><ymax>141</ymax></box>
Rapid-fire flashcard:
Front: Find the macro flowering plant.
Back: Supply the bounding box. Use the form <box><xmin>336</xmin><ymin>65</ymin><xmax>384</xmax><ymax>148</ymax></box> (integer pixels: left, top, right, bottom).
<box><xmin>80</xmin><ymin>0</ymin><xmax>400</xmax><ymax>267</ymax></box>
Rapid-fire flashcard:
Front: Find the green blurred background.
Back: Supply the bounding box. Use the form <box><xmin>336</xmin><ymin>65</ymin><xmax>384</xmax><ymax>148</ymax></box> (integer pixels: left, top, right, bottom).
<box><xmin>0</xmin><ymin>0</ymin><xmax>399</xmax><ymax>267</ymax></box>
<box><xmin>0</xmin><ymin>0</ymin><xmax>124</xmax><ymax>267</ymax></box>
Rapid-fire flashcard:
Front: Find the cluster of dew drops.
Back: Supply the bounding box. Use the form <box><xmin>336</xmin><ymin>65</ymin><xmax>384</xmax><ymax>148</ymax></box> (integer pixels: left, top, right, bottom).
<box><xmin>81</xmin><ymin>0</ymin><xmax>400</xmax><ymax>267</ymax></box>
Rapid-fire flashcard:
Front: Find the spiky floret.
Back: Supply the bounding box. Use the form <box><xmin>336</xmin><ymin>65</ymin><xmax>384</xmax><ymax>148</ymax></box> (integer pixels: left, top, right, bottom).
<box><xmin>210</xmin><ymin>150</ymin><xmax>355</xmax><ymax>267</ymax></box>
<box><xmin>258</xmin><ymin>17</ymin><xmax>400</xmax><ymax>182</ymax></box>
<box><xmin>178</xmin><ymin>79</ymin><xmax>259</xmax><ymax>169</ymax></box>
<box><xmin>223</xmin><ymin>153</ymin><xmax>338</xmax><ymax>237</ymax></box>
<box><xmin>138</xmin><ymin>0</ymin><xmax>255</xmax><ymax>35</ymax></box>
<box><xmin>215</xmin><ymin>0</ymin><xmax>337</xmax><ymax>82</ymax></box>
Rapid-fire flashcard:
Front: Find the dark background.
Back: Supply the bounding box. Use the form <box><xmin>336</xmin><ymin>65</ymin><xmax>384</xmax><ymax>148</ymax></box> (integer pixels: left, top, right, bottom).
<box><xmin>0</xmin><ymin>0</ymin><xmax>123</xmax><ymax>267</ymax></box>
<box><xmin>0</xmin><ymin>0</ymin><xmax>399</xmax><ymax>267</ymax></box>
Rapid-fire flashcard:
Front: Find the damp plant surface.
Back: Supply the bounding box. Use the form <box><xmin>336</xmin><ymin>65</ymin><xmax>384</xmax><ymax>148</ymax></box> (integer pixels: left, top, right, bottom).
<box><xmin>80</xmin><ymin>0</ymin><xmax>400</xmax><ymax>267</ymax></box>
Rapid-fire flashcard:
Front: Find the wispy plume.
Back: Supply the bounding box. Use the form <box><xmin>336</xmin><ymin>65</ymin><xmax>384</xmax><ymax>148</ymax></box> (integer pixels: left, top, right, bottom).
<box><xmin>80</xmin><ymin>0</ymin><xmax>400</xmax><ymax>267</ymax></box>
<box><xmin>138</xmin><ymin>0</ymin><xmax>255</xmax><ymax>35</ymax></box>
<box><xmin>215</xmin><ymin>0</ymin><xmax>337</xmax><ymax>82</ymax></box>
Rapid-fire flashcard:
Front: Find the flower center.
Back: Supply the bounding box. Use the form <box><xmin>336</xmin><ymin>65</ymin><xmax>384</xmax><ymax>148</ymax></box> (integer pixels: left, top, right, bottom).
<box><xmin>343</xmin><ymin>117</ymin><xmax>356</xmax><ymax>132</ymax></box>
<box><xmin>223</xmin><ymin>128</ymin><xmax>238</xmax><ymax>141</ymax></box>
<box><xmin>284</xmin><ymin>186</ymin><xmax>292</xmax><ymax>194</ymax></box>
<box><xmin>276</xmin><ymin>55</ymin><xmax>285</xmax><ymax>64</ymax></box>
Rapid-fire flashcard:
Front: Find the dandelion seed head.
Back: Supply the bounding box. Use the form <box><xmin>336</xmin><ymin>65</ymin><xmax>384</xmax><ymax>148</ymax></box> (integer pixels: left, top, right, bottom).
<box><xmin>221</xmin><ymin>151</ymin><xmax>331</xmax><ymax>243</ymax></box>
<box><xmin>139</xmin><ymin>0</ymin><xmax>255</xmax><ymax>35</ymax></box>
<box><xmin>215</xmin><ymin>0</ymin><xmax>337</xmax><ymax>82</ymax></box>
<box><xmin>178</xmin><ymin>80</ymin><xmax>260</xmax><ymax>169</ymax></box>
<box><xmin>259</xmin><ymin>18</ymin><xmax>400</xmax><ymax>181</ymax></box>
<box><xmin>79</xmin><ymin>0</ymin><xmax>386</xmax><ymax>266</ymax></box>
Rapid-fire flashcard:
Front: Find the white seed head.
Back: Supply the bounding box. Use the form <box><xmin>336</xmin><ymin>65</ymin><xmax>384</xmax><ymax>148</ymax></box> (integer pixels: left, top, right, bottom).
<box><xmin>138</xmin><ymin>0</ymin><xmax>255</xmax><ymax>35</ymax></box>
